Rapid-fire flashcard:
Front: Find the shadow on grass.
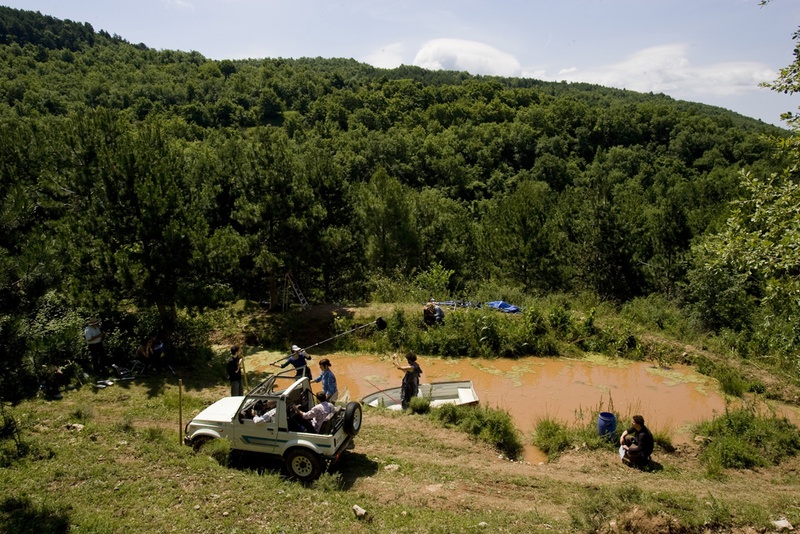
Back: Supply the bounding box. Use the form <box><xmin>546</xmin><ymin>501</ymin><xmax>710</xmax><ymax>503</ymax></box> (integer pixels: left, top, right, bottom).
<box><xmin>622</xmin><ymin>459</ymin><xmax>664</xmax><ymax>473</ymax></box>
<box><xmin>0</xmin><ymin>496</ymin><xmax>70</xmax><ymax>534</ymax></box>
<box><xmin>228</xmin><ymin>449</ymin><xmax>286</xmax><ymax>477</ymax></box>
<box><xmin>226</xmin><ymin>448</ymin><xmax>379</xmax><ymax>488</ymax></box>
<box><xmin>333</xmin><ymin>451</ymin><xmax>380</xmax><ymax>489</ymax></box>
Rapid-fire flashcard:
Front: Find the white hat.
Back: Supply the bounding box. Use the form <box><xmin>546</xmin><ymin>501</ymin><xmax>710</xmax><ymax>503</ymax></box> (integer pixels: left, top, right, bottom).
<box><xmin>291</xmin><ymin>345</ymin><xmax>301</xmax><ymax>352</ymax></box>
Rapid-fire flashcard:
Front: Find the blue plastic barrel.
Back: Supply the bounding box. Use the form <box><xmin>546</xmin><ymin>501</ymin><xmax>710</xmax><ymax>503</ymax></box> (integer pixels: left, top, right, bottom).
<box><xmin>597</xmin><ymin>412</ymin><xmax>617</xmax><ymax>441</ymax></box>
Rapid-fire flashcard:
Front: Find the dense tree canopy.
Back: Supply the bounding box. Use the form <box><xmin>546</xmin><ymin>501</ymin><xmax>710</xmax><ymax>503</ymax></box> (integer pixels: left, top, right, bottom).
<box><xmin>0</xmin><ymin>6</ymin><xmax>794</xmax><ymax>401</ymax></box>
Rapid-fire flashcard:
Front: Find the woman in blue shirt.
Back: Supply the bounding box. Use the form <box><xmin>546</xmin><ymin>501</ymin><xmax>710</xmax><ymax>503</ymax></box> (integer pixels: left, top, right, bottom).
<box><xmin>313</xmin><ymin>358</ymin><xmax>338</xmax><ymax>402</ymax></box>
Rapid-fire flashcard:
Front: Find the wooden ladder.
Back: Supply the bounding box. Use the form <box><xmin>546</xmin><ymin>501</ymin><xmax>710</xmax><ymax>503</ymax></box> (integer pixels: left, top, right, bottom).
<box><xmin>283</xmin><ymin>273</ymin><xmax>309</xmax><ymax>310</ymax></box>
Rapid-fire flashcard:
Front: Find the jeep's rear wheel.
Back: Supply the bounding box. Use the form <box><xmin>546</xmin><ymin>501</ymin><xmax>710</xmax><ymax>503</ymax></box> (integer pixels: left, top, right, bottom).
<box><xmin>285</xmin><ymin>448</ymin><xmax>322</xmax><ymax>481</ymax></box>
<box><xmin>343</xmin><ymin>402</ymin><xmax>362</xmax><ymax>436</ymax></box>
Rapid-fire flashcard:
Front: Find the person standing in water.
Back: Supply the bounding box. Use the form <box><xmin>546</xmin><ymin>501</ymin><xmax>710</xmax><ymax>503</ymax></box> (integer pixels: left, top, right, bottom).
<box><xmin>393</xmin><ymin>352</ymin><xmax>422</xmax><ymax>410</ymax></box>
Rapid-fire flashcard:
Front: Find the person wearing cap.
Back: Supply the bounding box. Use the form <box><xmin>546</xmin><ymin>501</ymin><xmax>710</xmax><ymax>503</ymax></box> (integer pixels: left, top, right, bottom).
<box><xmin>312</xmin><ymin>358</ymin><xmax>338</xmax><ymax>402</ymax></box>
<box><xmin>83</xmin><ymin>317</ymin><xmax>105</xmax><ymax>375</ymax></box>
<box><xmin>619</xmin><ymin>414</ymin><xmax>654</xmax><ymax>467</ymax></box>
<box><xmin>281</xmin><ymin>344</ymin><xmax>312</xmax><ymax>379</ymax></box>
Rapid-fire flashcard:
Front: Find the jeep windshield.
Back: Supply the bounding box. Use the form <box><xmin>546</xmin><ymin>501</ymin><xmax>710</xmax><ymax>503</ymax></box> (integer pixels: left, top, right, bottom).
<box><xmin>247</xmin><ymin>369</ymin><xmax>304</xmax><ymax>396</ymax></box>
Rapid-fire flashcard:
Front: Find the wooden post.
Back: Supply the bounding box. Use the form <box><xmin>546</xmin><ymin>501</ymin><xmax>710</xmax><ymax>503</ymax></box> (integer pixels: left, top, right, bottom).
<box><xmin>241</xmin><ymin>355</ymin><xmax>249</xmax><ymax>391</ymax></box>
<box><xmin>178</xmin><ymin>378</ymin><xmax>183</xmax><ymax>445</ymax></box>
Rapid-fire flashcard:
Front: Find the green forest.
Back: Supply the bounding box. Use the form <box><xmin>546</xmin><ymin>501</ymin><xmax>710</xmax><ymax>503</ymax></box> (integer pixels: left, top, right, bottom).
<box><xmin>1</xmin><ymin>6</ymin><xmax>799</xmax><ymax>403</ymax></box>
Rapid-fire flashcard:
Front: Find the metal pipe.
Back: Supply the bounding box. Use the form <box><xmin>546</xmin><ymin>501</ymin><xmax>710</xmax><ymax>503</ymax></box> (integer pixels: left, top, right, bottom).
<box><xmin>363</xmin><ymin>376</ymin><xmax>400</xmax><ymax>405</ymax></box>
<box><xmin>269</xmin><ymin>317</ymin><xmax>387</xmax><ymax>366</ymax></box>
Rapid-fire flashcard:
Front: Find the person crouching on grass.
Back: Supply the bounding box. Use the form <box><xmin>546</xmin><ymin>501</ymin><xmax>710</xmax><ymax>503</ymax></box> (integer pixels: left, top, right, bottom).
<box><xmin>619</xmin><ymin>414</ymin><xmax>654</xmax><ymax>468</ymax></box>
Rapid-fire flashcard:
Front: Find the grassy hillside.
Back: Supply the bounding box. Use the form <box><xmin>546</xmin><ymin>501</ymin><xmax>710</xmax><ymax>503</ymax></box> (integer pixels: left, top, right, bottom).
<box><xmin>2</xmin><ymin>365</ymin><xmax>799</xmax><ymax>533</ymax></box>
<box><xmin>3</xmin><ymin>302</ymin><xmax>800</xmax><ymax>533</ymax></box>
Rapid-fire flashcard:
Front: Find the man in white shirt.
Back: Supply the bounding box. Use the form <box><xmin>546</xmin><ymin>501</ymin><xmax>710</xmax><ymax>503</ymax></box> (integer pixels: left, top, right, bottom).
<box><xmin>251</xmin><ymin>399</ymin><xmax>278</xmax><ymax>424</ymax></box>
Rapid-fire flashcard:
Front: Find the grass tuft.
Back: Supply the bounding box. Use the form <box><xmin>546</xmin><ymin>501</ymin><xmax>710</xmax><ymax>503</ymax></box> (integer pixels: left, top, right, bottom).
<box><xmin>695</xmin><ymin>403</ymin><xmax>800</xmax><ymax>476</ymax></box>
<box><xmin>532</xmin><ymin>418</ymin><xmax>571</xmax><ymax>458</ymax></box>
<box><xmin>71</xmin><ymin>404</ymin><xmax>95</xmax><ymax>421</ymax></box>
<box><xmin>408</xmin><ymin>396</ymin><xmax>430</xmax><ymax>414</ymax></box>
<box><xmin>202</xmin><ymin>437</ymin><xmax>231</xmax><ymax>466</ymax></box>
<box><xmin>432</xmin><ymin>404</ymin><xmax>523</xmax><ymax>460</ymax></box>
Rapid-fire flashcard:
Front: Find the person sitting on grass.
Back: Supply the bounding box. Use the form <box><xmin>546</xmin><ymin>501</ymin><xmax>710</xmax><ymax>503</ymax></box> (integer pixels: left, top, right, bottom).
<box><xmin>619</xmin><ymin>414</ymin><xmax>654</xmax><ymax>467</ymax></box>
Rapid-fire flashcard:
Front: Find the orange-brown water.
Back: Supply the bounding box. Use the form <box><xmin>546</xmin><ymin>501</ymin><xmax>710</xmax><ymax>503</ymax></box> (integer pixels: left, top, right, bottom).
<box><xmin>246</xmin><ymin>351</ymin><xmax>796</xmax><ymax>463</ymax></box>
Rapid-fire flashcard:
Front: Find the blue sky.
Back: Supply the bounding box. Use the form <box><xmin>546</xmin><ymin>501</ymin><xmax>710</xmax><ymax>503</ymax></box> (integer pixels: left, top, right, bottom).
<box><xmin>4</xmin><ymin>0</ymin><xmax>799</xmax><ymax>126</ymax></box>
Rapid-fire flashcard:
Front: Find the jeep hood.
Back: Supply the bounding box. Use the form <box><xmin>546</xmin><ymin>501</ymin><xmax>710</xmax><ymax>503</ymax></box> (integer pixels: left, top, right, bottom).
<box><xmin>190</xmin><ymin>396</ymin><xmax>243</xmax><ymax>424</ymax></box>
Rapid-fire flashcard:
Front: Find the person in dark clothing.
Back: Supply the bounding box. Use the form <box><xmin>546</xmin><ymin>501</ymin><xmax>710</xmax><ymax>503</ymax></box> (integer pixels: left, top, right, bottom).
<box><xmin>227</xmin><ymin>346</ymin><xmax>244</xmax><ymax>396</ymax></box>
<box><xmin>281</xmin><ymin>344</ymin><xmax>312</xmax><ymax>379</ymax></box>
<box><xmin>423</xmin><ymin>300</ymin><xmax>444</xmax><ymax>326</ymax></box>
<box><xmin>83</xmin><ymin>317</ymin><xmax>105</xmax><ymax>375</ymax></box>
<box><xmin>619</xmin><ymin>414</ymin><xmax>654</xmax><ymax>467</ymax></box>
<box><xmin>393</xmin><ymin>352</ymin><xmax>422</xmax><ymax>410</ymax></box>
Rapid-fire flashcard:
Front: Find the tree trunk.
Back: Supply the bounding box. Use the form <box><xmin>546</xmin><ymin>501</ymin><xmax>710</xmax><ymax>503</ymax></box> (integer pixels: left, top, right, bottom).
<box><xmin>157</xmin><ymin>302</ymin><xmax>177</xmax><ymax>342</ymax></box>
<box><xmin>268</xmin><ymin>274</ymin><xmax>280</xmax><ymax>312</ymax></box>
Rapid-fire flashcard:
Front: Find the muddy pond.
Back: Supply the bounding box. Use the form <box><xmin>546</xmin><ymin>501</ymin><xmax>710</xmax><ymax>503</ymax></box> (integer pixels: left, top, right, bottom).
<box><xmin>245</xmin><ymin>351</ymin><xmax>797</xmax><ymax>463</ymax></box>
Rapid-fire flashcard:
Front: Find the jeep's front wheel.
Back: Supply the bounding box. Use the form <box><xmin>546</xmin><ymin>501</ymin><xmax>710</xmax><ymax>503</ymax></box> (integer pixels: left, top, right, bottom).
<box><xmin>285</xmin><ymin>448</ymin><xmax>322</xmax><ymax>481</ymax></box>
<box><xmin>343</xmin><ymin>402</ymin><xmax>362</xmax><ymax>436</ymax></box>
<box><xmin>191</xmin><ymin>435</ymin><xmax>212</xmax><ymax>452</ymax></box>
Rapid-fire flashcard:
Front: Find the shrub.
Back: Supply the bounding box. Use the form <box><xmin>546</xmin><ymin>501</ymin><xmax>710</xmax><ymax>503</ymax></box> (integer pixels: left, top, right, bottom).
<box><xmin>201</xmin><ymin>438</ymin><xmax>231</xmax><ymax>466</ymax></box>
<box><xmin>621</xmin><ymin>294</ymin><xmax>701</xmax><ymax>340</ymax></box>
<box><xmin>408</xmin><ymin>396</ymin><xmax>430</xmax><ymax>414</ymax></box>
<box><xmin>414</xmin><ymin>262</ymin><xmax>454</xmax><ymax>299</ymax></box>
<box><xmin>547</xmin><ymin>304</ymin><xmax>573</xmax><ymax>336</ymax></box>
<box><xmin>434</xmin><ymin>403</ymin><xmax>462</xmax><ymax>426</ymax></box>
<box><xmin>715</xmin><ymin>367</ymin><xmax>748</xmax><ymax>397</ymax></box>
<box><xmin>691</xmin><ymin>355</ymin><xmax>751</xmax><ymax>398</ymax></box>
<box><xmin>368</xmin><ymin>273</ymin><xmax>417</xmax><ymax>303</ymax></box>
<box><xmin>170</xmin><ymin>310</ymin><xmax>215</xmax><ymax>364</ymax></box>
<box><xmin>0</xmin><ymin>408</ymin><xmax>23</xmax><ymax>466</ymax></box>
<box><xmin>533</xmin><ymin>418</ymin><xmax>571</xmax><ymax>458</ymax></box>
<box><xmin>433</xmin><ymin>404</ymin><xmax>523</xmax><ymax>460</ymax></box>
<box><xmin>695</xmin><ymin>404</ymin><xmax>800</xmax><ymax>475</ymax></box>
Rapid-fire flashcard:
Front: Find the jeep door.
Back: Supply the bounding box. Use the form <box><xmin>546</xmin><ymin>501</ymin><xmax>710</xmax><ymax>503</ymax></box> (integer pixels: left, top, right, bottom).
<box><xmin>234</xmin><ymin>396</ymin><xmax>278</xmax><ymax>454</ymax></box>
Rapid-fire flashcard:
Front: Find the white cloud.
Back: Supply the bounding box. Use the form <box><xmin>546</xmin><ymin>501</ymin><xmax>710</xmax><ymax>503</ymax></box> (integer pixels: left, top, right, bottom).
<box><xmin>164</xmin><ymin>0</ymin><xmax>194</xmax><ymax>9</ymax></box>
<box><xmin>413</xmin><ymin>39</ymin><xmax>522</xmax><ymax>77</ymax></box>
<box><xmin>548</xmin><ymin>44</ymin><xmax>775</xmax><ymax>98</ymax></box>
<box><xmin>363</xmin><ymin>42</ymin><xmax>405</xmax><ymax>69</ymax></box>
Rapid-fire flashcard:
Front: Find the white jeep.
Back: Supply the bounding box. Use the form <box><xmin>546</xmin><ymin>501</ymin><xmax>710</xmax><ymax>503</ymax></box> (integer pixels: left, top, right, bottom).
<box><xmin>184</xmin><ymin>369</ymin><xmax>362</xmax><ymax>481</ymax></box>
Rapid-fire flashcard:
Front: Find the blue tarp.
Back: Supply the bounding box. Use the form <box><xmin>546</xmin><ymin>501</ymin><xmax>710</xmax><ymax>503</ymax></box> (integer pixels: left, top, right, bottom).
<box><xmin>486</xmin><ymin>301</ymin><xmax>521</xmax><ymax>314</ymax></box>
